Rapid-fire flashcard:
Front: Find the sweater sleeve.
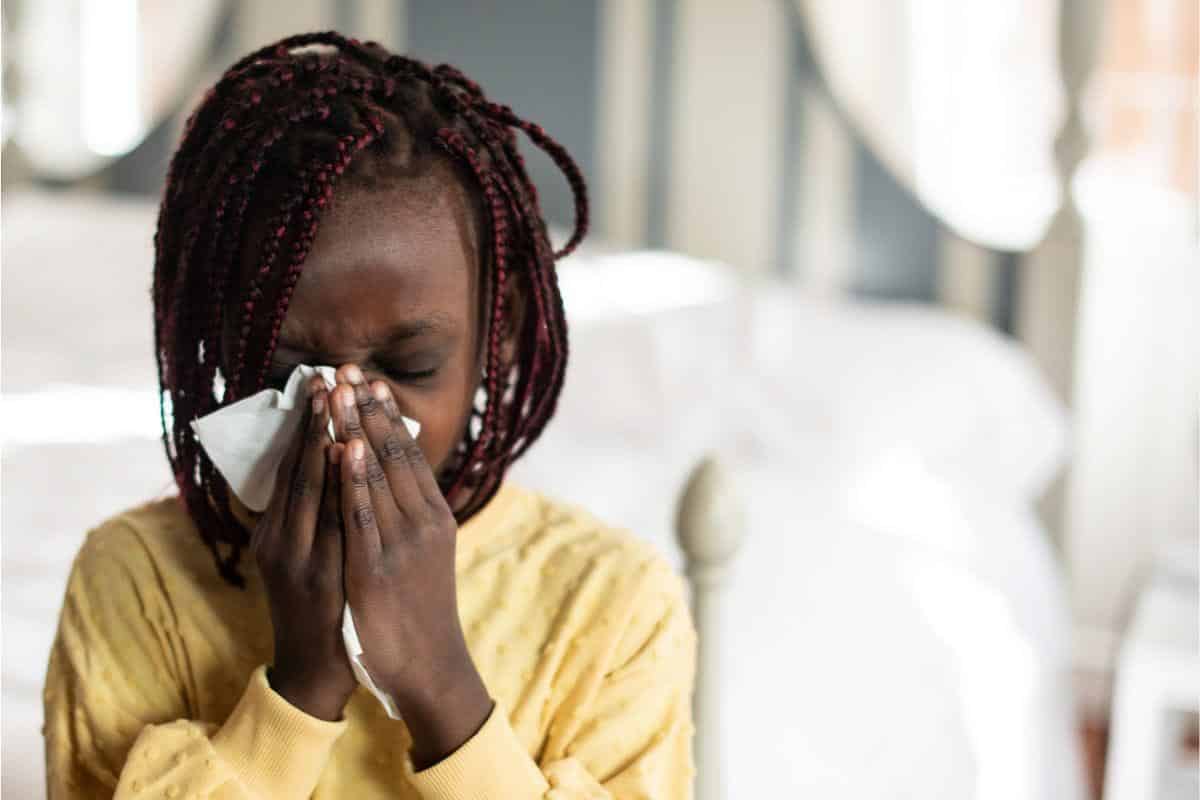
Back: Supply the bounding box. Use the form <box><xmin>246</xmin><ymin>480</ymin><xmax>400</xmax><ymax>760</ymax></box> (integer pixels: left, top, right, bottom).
<box><xmin>43</xmin><ymin>521</ymin><xmax>346</xmax><ymax>800</ymax></box>
<box><xmin>407</xmin><ymin>557</ymin><xmax>697</xmax><ymax>800</ymax></box>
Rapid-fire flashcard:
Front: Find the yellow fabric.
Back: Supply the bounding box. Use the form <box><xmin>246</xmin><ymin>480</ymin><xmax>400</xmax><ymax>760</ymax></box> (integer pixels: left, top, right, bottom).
<box><xmin>43</xmin><ymin>482</ymin><xmax>697</xmax><ymax>799</ymax></box>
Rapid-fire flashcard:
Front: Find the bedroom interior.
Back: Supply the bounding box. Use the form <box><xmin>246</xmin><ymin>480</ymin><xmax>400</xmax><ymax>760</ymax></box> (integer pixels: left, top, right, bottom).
<box><xmin>2</xmin><ymin>1</ymin><xmax>1197</xmax><ymax>798</ymax></box>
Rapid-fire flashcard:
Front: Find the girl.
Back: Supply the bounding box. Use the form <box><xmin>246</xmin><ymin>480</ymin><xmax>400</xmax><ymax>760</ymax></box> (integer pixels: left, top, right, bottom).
<box><xmin>44</xmin><ymin>33</ymin><xmax>696</xmax><ymax>799</ymax></box>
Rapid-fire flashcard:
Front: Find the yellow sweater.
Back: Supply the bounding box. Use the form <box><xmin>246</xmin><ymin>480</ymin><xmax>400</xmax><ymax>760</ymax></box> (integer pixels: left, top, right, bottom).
<box><xmin>43</xmin><ymin>482</ymin><xmax>696</xmax><ymax>799</ymax></box>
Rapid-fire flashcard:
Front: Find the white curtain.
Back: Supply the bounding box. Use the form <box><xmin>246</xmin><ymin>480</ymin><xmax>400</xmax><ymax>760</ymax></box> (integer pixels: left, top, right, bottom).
<box><xmin>797</xmin><ymin>0</ymin><xmax>1063</xmax><ymax>251</ymax></box>
<box><xmin>11</xmin><ymin>0</ymin><xmax>224</xmax><ymax>178</ymax></box>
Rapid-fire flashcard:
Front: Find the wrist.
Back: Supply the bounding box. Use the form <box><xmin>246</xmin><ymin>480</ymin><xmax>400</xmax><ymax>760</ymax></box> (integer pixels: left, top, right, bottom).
<box><xmin>390</xmin><ymin>653</ymin><xmax>493</xmax><ymax>770</ymax></box>
<box><xmin>384</xmin><ymin>637</ymin><xmax>488</xmax><ymax>714</ymax></box>
<box><xmin>268</xmin><ymin>665</ymin><xmax>354</xmax><ymax>722</ymax></box>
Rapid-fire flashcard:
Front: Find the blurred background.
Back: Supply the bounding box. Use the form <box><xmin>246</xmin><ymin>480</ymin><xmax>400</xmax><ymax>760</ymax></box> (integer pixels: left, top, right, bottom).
<box><xmin>2</xmin><ymin>1</ymin><xmax>1197</xmax><ymax>799</ymax></box>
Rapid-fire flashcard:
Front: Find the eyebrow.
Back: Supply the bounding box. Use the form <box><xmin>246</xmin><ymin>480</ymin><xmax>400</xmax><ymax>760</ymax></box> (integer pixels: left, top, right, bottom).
<box><xmin>380</xmin><ymin>316</ymin><xmax>445</xmax><ymax>344</ymax></box>
<box><xmin>275</xmin><ymin>313</ymin><xmax>451</xmax><ymax>355</ymax></box>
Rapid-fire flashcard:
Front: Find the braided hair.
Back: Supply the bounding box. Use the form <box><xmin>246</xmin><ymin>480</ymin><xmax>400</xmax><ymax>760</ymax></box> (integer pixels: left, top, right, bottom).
<box><xmin>153</xmin><ymin>32</ymin><xmax>588</xmax><ymax>587</ymax></box>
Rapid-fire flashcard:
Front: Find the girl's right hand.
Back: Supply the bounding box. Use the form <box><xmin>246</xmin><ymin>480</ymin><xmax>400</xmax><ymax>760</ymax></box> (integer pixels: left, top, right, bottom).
<box><xmin>250</xmin><ymin>377</ymin><xmax>357</xmax><ymax>721</ymax></box>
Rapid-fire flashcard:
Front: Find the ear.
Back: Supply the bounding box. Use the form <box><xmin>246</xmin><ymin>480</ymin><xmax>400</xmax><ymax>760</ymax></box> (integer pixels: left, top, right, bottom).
<box><xmin>497</xmin><ymin>279</ymin><xmax>527</xmax><ymax>369</ymax></box>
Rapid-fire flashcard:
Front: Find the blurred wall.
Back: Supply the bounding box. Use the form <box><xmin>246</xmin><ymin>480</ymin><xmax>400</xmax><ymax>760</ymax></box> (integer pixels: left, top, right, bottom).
<box><xmin>2</xmin><ymin>0</ymin><xmax>1020</xmax><ymax>331</ymax></box>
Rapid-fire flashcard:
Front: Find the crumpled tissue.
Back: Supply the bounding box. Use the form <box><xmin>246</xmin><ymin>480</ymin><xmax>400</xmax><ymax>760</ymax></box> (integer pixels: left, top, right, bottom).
<box><xmin>190</xmin><ymin>364</ymin><xmax>418</xmax><ymax>719</ymax></box>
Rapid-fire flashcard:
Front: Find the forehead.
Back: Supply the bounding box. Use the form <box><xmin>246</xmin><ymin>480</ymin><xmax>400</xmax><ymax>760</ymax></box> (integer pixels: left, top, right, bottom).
<box><xmin>278</xmin><ymin>177</ymin><xmax>480</xmax><ymax>350</ymax></box>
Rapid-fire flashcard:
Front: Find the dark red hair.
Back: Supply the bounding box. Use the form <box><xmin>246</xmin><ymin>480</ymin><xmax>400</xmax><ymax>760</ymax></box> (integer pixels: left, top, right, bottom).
<box><xmin>153</xmin><ymin>32</ymin><xmax>588</xmax><ymax>586</ymax></box>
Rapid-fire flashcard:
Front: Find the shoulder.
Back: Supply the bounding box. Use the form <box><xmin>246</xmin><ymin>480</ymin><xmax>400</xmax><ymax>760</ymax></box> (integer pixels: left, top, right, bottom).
<box><xmin>48</xmin><ymin>500</ymin><xmax>227</xmax><ymax>747</ymax></box>
<box><xmin>505</xmin><ymin>484</ymin><xmax>694</xmax><ymax>654</ymax></box>
<box><xmin>510</xmin><ymin>483</ymin><xmax>684</xmax><ymax>591</ymax></box>
<box><xmin>72</xmin><ymin>498</ymin><xmax>180</xmax><ymax>576</ymax></box>
<box><xmin>68</xmin><ymin>496</ymin><xmax>225</xmax><ymax>606</ymax></box>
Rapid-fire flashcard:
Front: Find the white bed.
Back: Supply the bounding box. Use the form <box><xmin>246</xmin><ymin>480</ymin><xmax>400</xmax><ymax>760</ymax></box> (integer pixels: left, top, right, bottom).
<box><xmin>2</xmin><ymin>191</ymin><xmax>1085</xmax><ymax>799</ymax></box>
<box><xmin>516</xmin><ymin>251</ymin><xmax>1084</xmax><ymax>799</ymax></box>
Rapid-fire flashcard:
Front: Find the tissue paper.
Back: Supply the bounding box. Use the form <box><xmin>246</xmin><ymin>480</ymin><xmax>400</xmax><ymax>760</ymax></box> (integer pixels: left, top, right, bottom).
<box><xmin>190</xmin><ymin>364</ymin><xmax>418</xmax><ymax>719</ymax></box>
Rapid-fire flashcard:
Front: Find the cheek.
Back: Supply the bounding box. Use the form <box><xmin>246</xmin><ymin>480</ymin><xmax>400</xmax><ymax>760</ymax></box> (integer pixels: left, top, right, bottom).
<box><xmin>384</xmin><ymin>354</ymin><xmax>478</xmax><ymax>475</ymax></box>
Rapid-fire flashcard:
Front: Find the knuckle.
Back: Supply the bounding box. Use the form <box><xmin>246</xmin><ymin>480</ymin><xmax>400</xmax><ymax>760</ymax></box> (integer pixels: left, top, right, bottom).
<box><xmin>356</xmin><ymin>392</ymin><xmax>383</xmax><ymax>417</ymax></box>
<box><xmin>413</xmin><ymin>505</ymin><xmax>452</xmax><ymax>539</ymax></box>
<box><xmin>401</xmin><ymin>440</ymin><xmax>425</xmax><ymax>466</ymax></box>
<box><xmin>307</xmin><ymin>567</ymin><xmax>339</xmax><ymax>594</ymax></box>
<box><xmin>351</xmin><ymin>502</ymin><xmax>375</xmax><ymax>530</ymax></box>
<box><xmin>430</xmin><ymin>502</ymin><xmax>455</xmax><ymax>528</ymax></box>
<box><xmin>368</xmin><ymin>554</ymin><xmax>397</xmax><ymax>579</ymax></box>
<box><xmin>379</xmin><ymin>432</ymin><xmax>407</xmax><ymax>464</ymax></box>
<box><xmin>289</xmin><ymin>472</ymin><xmax>312</xmax><ymax>503</ymax></box>
<box><xmin>305</xmin><ymin>415</ymin><xmax>327</xmax><ymax>444</ymax></box>
<box><xmin>364</xmin><ymin>458</ymin><xmax>387</xmax><ymax>485</ymax></box>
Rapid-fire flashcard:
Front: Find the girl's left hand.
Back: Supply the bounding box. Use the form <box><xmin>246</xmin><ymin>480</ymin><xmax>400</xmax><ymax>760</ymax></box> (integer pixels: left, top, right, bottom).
<box><xmin>328</xmin><ymin>364</ymin><xmax>493</xmax><ymax>770</ymax></box>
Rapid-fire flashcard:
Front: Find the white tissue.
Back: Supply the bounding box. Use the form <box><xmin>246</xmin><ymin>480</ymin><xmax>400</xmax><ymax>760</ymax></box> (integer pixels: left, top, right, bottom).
<box><xmin>341</xmin><ymin>604</ymin><xmax>402</xmax><ymax>718</ymax></box>
<box><xmin>189</xmin><ymin>364</ymin><xmax>418</xmax><ymax>720</ymax></box>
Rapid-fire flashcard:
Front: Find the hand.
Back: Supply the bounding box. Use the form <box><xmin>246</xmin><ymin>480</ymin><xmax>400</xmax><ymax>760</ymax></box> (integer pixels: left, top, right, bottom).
<box><xmin>252</xmin><ymin>377</ymin><xmax>357</xmax><ymax>721</ymax></box>
<box><xmin>329</xmin><ymin>364</ymin><xmax>493</xmax><ymax>769</ymax></box>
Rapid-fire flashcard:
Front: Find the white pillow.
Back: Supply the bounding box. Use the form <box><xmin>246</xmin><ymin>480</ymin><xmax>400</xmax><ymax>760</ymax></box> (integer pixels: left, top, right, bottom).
<box><xmin>550</xmin><ymin>248</ymin><xmax>1067</xmax><ymax>504</ymax></box>
<box><xmin>747</xmin><ymin>288</ymin><xmax>1068</xmax><ymax>501</ymax></box>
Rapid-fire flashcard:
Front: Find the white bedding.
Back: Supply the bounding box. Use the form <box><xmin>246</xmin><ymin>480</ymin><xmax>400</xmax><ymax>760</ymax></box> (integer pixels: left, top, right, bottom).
<box><xmin>516</xmin><ymin>253</ymin><xmax>1084</xmax><ymax>799</ymax></box>
<box><xmin>2</xmin><ymin>192</ymin><xmax>1084</xmax><ymax>799</ymax></box>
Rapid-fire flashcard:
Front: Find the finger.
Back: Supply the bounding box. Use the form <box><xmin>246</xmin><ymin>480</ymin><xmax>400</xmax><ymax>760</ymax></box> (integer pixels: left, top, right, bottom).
<box><xmin>369</xmin><ymin>380</ymin><xmax>443</xmax><ymax>506</ymax></box>
<box><xmin>252</xmin><ymin>390</ymin><xmax>311</xmax><ymax>557</ymax></box>
<box><xmin>250</xmin><ymin>454</ymin><xmax>289</xmax><ymax>555</ymax></box>
<box><xmin>341</xmin><ymin>437</ymin><xmax>384</xmax><ymax>569</ymax></box>
<box><xmin>343</xmin><ymin>369</ymin><xmax>407</xmax><ymax>485</ymax></box>
<box><xmin>312</xmin><ymin>449</ymin><xmax>343</xmax><ymax>575</ymax></box>
<box><xmin>357</xmin><ymin>379</ymin><xmax>426</xmax><ymax>515</ymax></box>
<box><xmin>332</xmin><ymin>378</ymin><xmax>402</xmax><ymax>536</ymax></box>
<box><xmin>335</xmin><ymin>365</ymin><xmax>393</xmax><ymax>458</ymax></box>
<box><xmin>330</xmin><ymin>366</ymin><xmax>372</xmax><ymax>443</ymax></box>
<box><xmin>284</xmin><ymin>385</ymin><xmax>330</xmax><ymax>558</ymax></box>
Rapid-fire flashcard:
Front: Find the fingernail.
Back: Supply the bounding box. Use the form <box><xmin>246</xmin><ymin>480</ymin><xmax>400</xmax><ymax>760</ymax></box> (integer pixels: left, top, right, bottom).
<box><xmin>341</xmin><ymin>387</ymin><xmax>356</xmax><ymax>410</ymax></box>
<box><xmin>350</xmin><ymin>439</ymin><xmax>365</xmax><ymax>461</ymax></box>
<box><xmin>311</xmin><ymin>391</ymin><xmax>325</xmax><ymax>414</ymax></box>
<box><xmin>372</xmin><ymin>382</ymin><xmax>389</xmax><ymax>402</ymax></box>
<box><xmin>344</xmin><ymin>365</ymin><xmax>364</xmax><ymax>384</ymax></box>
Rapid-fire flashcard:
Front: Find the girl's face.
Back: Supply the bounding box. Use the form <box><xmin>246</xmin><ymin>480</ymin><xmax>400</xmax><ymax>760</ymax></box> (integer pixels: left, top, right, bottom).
<box><xmin>227</xmin><ymin>171</ymin><xmax>494</xmax><ymax>480</ymax></box>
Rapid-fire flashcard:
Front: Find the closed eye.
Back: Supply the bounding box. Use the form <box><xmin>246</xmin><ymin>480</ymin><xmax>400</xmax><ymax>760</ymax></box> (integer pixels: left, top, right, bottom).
<box><xmin>266</xmin><ymin>359</ymin><xmax>440</xmax><ymax>387</ymax></box>
<box><xmin>379</xmin><ymin>365</ymin><xmax>438</xmax><ymax>383</ymax></box>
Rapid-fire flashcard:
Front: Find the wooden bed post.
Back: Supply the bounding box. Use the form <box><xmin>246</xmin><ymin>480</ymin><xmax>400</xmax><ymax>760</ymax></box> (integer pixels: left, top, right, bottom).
<box><xmin>676</xmin><ymin>455</ymin><xmax>747</xmax><ymax>800</ymax></box>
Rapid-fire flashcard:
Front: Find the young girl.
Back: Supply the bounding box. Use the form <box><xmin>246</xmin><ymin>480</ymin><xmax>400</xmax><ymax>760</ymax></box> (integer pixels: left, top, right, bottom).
<box><xmin>43</xmin><ymin>33</ymin><xmax>695</xmax><ymax>799</ymax></box>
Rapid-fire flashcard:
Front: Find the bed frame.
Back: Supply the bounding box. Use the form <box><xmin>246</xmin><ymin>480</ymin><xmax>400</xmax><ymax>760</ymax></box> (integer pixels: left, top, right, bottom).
<box><xmin>676</xmin><ymin>455</ymin><xmax>746</xmax><ymax>800</ymax></box>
